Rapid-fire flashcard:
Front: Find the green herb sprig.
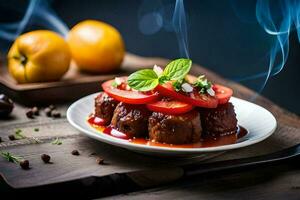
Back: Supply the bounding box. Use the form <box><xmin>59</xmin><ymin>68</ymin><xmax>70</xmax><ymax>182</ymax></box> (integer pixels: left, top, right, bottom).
<box><xmin>12</xmin><ymin>129</ymin><xmax>41</xmax><ymax>143</ymax></box>
<box><xmin>0</xmin><ymin>151</ymin><xmax>23</xmax><ymax>163</ymax></box>
<box><xmin>51</xmin><ymin>137</ymin><xmax>62</xmax><ymax>145</ymax></box>
<box><xmin>127</xmin><ymin>58</ymin><xmax>192</xmax><ymax>91</ymax></box>
<box><xmin>14</xmin><ymin>129</ymin><xmax>26</xmax><ymax>140</ymax></box>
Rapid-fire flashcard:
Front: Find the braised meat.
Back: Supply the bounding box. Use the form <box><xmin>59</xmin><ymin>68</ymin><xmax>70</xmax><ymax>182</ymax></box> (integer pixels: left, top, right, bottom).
<box><xmin>148</xmin><ymin>110</ymin><xmax>201</xmax><ymax>144</ymax></box>
<box><xmin>200</xmin><ymin>102</ymin><xmax>237</xmax><ymax>137</ymax></box>
<box><xmin>94</xmin><ymin>92</ymin><xmax>118</xmax><ymax>125</ymax></box>
<box><xmin>111</xmin><ymin>102</ymin><xmax>151</xmax><ymax>138</ymax></box>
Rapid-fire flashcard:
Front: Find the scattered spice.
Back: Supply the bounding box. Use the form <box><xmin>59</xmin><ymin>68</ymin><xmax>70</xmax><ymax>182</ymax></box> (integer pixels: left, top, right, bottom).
<box><xmin>0</xmin><ymin>137</ymin><xmax>2</xmax><ymax>143</ymax></box>
<box><xmin>45</xmin><ymin>107</ymin><xmax>52</xmax><ymax>117</ymax></box>
<box><xmin>0</xmin><ymin>94</ymin><xmax>14</xmax><ymax>118</ymax></box>
<box><xmin>51</xmin><ymin>110</ymin><xmax>61</xmax><ymax>118</ymax></box>
<box><xmin>19</xmin><ymin>160</ymin><xmax>30</xmax><ymax>169</ymax></box>
<box><xmin>89</xmin><ymin>152</ymin><xmax>97</xmax><ymax>156</ymax></box>
<box><xmin>45</xmin><ymin>105</ymin><xmax>57</xmax><ymax>117</ymax></box>
<box><xmin>49</xmin><ymin>105</ymin><xmax>56</xmax><ymax>110</ymax></box>
<box><xmin>96</xmin><ymin>157</ymin><xmax>104</xmax><ymax>165</ymax></box>
<box><xmin>8</xmin><ymin>134</ymin><xmax>15</xmax><ymax>141</ymax></box>
<box><xmin>71</xmin><ymin>150</ymin><xmax>80</xmax><ymax>156</ymax></box>
<box><xmin>30</xmin><ymin>136</ymin><xmax>42</xmax><ymax>144</ymax></box>
<box><xmin>0</xmin><ymin>151</ymin><xmax>29</xmax><ymax>170</ymax></box>
<box><xmin>15</xmin><ymin>129</ymin><xmax>22</xmax><ymax>134</ymax></box>
<box><xmin>14</xmin><ymin>130</ymin><xmax>26</xmax><ymax>140</ymax></box>
<box><xmin>51</xmin><ymin>137</ymin><xmax>62</xmax><ymax>145</ymax></box>
<box><xmin>41</xmin><ymin>154</ymin><xmax>51</xmax><ymax>163</ymax></box>
<box><xmin>32</xmin><ymin>106</ymin><xmax>39</xmax><ymax>115</ymax></box>
<box><xmin>26</xmin><ymin>109</ymin><xmax>34</xmax><ymax>119</ymax></box>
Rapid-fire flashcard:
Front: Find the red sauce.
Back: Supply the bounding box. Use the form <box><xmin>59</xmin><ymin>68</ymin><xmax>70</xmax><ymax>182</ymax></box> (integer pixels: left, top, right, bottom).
<box><xmin>103</xmin><ymin>126</ymin><xmax>130</xmax><ymax>140</ymax></box>
<box><xmin>88</xmin><ymin>116</ymin><xmax>248</xmax><ymax>148</ymax></box>
<box><xmin>88</xmin><ymin>116</ymin><xmax>106</xmax><ymax>126</ymax></box>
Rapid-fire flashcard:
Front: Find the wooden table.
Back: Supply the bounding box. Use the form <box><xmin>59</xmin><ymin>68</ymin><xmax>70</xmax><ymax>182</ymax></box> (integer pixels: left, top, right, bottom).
<box><xmin>0</xmin><ymin>55</ymin><xmax>300</xmax><ymax>199</ymax></box>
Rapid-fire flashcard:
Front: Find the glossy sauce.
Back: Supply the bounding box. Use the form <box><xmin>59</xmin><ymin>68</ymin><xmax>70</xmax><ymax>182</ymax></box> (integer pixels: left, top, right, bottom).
<box><xmin>88</xmin><ymin>116</ymin><xmax>248</xmax><ymax>148</ymax></box>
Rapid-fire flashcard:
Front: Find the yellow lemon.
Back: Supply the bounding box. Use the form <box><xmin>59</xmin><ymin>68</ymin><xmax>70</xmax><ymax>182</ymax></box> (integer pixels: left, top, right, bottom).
<box><xmin>67</xmin><ymin>20</ymin><xmax>125</xmax><ymax>73</ymax></box>
<box><xmin>7</xmin><ymin>30</ymin><xmax>71</xmax><ymax>83</ymax></box>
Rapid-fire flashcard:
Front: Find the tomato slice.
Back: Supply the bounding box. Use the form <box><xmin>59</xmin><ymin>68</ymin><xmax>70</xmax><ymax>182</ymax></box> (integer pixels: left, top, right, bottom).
<box><xmin>147</xmin><ymin>98</ymin><xmax>194</xmax><ymax>115</ymax></box>
<box><xmin>213</xmin><ymin>84</ymin><xmax>233</xmax><ymax>104</ymax></box>
<box><xmin>102</xmin><ymin>78</ymin><xmax>159</xmax><ymax>104</ymax></box>
<box><xmin>156</xmin><ymin>82</ymin><xmax>218</xmax><ymax>108</ymax></box>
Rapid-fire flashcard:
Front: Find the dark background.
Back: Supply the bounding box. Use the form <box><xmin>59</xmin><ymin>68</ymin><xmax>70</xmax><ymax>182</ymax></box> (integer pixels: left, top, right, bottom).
<box><xmin>0</xmin><ymin>0</ymin><xmax>299</xmax><ymax>115</ymax></box>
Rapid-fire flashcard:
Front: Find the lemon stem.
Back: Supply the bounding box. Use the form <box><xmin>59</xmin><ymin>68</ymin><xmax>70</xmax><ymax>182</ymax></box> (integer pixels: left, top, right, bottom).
<box><xmin>19</xmin><ymin>54</ymin><xmax>27</xmax><ymax>66</ymax></box>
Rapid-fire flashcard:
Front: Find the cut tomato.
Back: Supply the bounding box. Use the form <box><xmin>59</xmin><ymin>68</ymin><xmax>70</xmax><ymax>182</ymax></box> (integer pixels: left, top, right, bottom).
<box><xmin>147</xmin><ymin>98</ymin><xmax>194</xmax><ymax>115</ymax></box>
<box><xmin>102</xmin><ymin>78</ymin><xmax>159</xmax><ymax>104</ymax></box>
<box><xmin>213</xmin><ymin>84</ymin><xmax>233</xmax><ymax>104</ymax></box>
<box><xmin>156</xmin><ymin>82</ymin><xmax>218</xmax><ymax>108</ymax></box>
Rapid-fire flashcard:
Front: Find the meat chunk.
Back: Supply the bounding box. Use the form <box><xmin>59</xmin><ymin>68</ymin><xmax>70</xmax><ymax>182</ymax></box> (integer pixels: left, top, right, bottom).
<box><xmin>200</xmin><ymin>102</ymin><xmax>238</xmax><ymax>137</ymax></box>
<box><xmin>94</xmin><ymin>92</ymin><xmax>118</xmax><ymax>125</ymax></box>
<box><xmin>148</xmin><ymin>110</ymin><xmax>201</xmax><ymax>144</ymax></box>
<box><xmin>111</xmin><ymin>102</ymin><xmax>151</xmax><ymax>138</ymax></box>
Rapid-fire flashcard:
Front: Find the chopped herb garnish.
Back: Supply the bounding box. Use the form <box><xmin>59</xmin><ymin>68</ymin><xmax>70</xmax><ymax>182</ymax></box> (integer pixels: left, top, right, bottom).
<box><xmin>111</xmin><ymin>81</ymin><xmax>118</xmax><ymax>88</ymax></box>
<box><xmin>193</xmin><ymin>75</ymin><xmax>212</xmax><ymax>94</ymax></box>
<box><xmin>51</xmin><ymin>137</ymin><xmax>62</xmax><ymax>145</ymax></box>
<box><xmin>34</xmin><ymin>128</ymin><xmax>39</xmax><ymax>132</ymax></box>
<box><xmin>127</xmin><ymin>58</ymin><xmax>192</xmax><ymax>91</ymax></box>
<box><xmin>126</xmin><ymin>58</ymin><xmax>215</xmax><ymax>96</ymax></box>
<box><xmin>14</xmin><ymin>130</ymin><xmax>26</xmax><ymax>140</ymax></box>
<box><xmin>0</xmin><ymin>151</ymin><xmax>23</xmax><ymax>163</ymax></box>
<box><xmin>15</xmin><ymin>129</ymin><xmax>22</xmax><ymax>134</ymax></box>
<box><xmin>158</xmin><ymin>75</ymin><xmax>170</xmax><ymax>84</ymax></box>
<box><xmin>172</xmin><ymin>79</ymin><xmax>184</xmax><ymax>92</ymax></box>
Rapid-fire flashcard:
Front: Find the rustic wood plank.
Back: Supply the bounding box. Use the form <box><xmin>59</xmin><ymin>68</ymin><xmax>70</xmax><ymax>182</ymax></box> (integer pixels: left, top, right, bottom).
<box><xmin>0</xmin><ymin>103</ymin><xmax>221</xmax><ymax>188</ymax></box>
<box><xmin>103</xmin><ymin>164</ymin><xmax>300</xmax><ymax>200</ymax></box>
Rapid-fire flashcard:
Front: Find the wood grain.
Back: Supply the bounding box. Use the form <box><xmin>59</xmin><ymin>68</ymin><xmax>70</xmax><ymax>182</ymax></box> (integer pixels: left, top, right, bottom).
<box><xmin>104</xmin><ymin>164</ymin><xmax>300</xmax><ymax>200</ymax></box>
<box><xmin>0</xmin><ymin>54</ymin><xmax>299</xmax><ymax>191</ymax></box>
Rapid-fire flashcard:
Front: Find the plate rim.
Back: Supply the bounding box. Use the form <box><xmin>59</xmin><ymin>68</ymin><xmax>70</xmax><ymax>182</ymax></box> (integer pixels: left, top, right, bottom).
<box><xmin>67</xmin><ymin>93</ymin><xmax>277</xmax><ymax>153</ymax></box>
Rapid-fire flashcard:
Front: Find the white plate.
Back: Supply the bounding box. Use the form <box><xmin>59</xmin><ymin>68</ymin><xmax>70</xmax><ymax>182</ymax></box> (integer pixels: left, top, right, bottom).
<box><xmin>67</xmin><ymin>93</ymin><xmax>276</xmax><ymax>156</ymax></box>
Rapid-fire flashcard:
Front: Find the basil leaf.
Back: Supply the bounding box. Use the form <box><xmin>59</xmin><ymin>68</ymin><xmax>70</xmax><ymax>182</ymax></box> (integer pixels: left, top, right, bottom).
<box><xmin>127</xmin><ymin>69</ymin><xmax>159</xmax><ymax>91</ymax></box>
<box><xmin>163</xmin><ymin>58</ymin><xmax>192</xmax><ymax>81</ymax></box>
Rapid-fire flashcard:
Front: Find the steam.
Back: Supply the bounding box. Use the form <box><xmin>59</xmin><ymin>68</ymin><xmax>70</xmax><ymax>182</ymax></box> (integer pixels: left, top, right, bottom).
<box><xmin>2</xmin><ymin>0</ymin><xmax>297</xmax><ymax>96</ymax></box>
<box><xmin>172</xmin><ymin>0</ymin><xmax>189</xmax><ymax>58</ymax></box>
<box><xmin>0</xmin><ymin>0</ymin><xmax>68</xmax><ymax>42</ymax></box>
<box><xmin>236</xmin><ymin>0</ymin><xmax>300</xmax><ymax>93</ymax></box>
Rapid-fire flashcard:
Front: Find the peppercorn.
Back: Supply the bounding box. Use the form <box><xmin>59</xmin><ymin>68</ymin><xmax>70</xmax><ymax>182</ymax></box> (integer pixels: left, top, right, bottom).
<box><xmin>8</xmin><ymin>134</ymin><xmax>15</xmax><ymax>141</ymax></box>
<box><xmin>96</xmin><ymin>157</ymin><xmax>104</xmax><ymax>165</ymax></box>
<box><xmin>0</xmin><ymin>94</ymin><xmax>14</xmax><ymax>118</ymax></box>
<box><xmin>26</xmin><ymin>109</ymin><xmax>34</xmax><ymax>119</ymax></box>
<box><xmin>51</xmin><ymin>110</ymin><xmax>61</xmax><ymax>118</ymax></box>
<box><xmin>19</xmin><ymin>160</ymin><xmax>30</xmax><ymax>169</ymax></box>
<box><xmin>32</xmin><ymin>106</ymin><xmax>39</xmax><ymax>115</ymax></box>
<box><xmin>90</xmin><ymin>152</ymin><xmax>96</xmax><ymax>156</ymax></box>
<box><xmin>45</xmin><ymin>107</ymin><xmax>52</xmax><ymax>117</ymax></box>
<box><xmin>41</xmin><ymin>154</ymin><xmax>51</xmax><ymax>163</ymax></box>
<box><xmin>49</xmin><ymin>105</ymin><xmax>56</xmax><ymax>110</ymax></box>
<box><xmin>71</xmin><ymin>150</ymin><xmax>80</xmax><ymax>156</ymax></box>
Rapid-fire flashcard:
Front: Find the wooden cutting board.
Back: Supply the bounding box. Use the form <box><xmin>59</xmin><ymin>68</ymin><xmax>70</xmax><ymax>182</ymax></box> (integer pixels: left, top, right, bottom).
<box><xmin>0</xmin><ymin>53</ymin><xmax>167</xmax><ymax>105</ymax></box>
